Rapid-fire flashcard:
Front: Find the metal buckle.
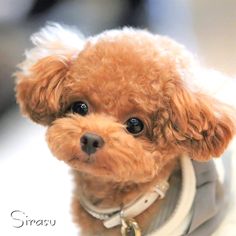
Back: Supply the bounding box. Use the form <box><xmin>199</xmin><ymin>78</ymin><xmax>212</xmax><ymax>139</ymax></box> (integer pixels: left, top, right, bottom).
<box><xmin>120</xmin><ymin>211</ymin><xmax>141</xmax><ymax>236</ymax></box>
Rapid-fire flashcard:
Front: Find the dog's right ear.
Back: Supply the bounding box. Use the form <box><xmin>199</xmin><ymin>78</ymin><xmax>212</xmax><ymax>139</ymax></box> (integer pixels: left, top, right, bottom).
<box><xmin>15</xmin><ymin>23</ymin><xmax>85</xmax><ymax>125</ymax></box>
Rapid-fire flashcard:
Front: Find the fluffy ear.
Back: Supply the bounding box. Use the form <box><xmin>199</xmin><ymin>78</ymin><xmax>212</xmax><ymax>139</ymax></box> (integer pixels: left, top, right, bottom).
<box><xmin>15</xmin><ymin>23</ymin><xmax>85</xmax><ymax>125</ymax></box>
<box><xmin>163</xmin><ymin>82</ymin><xmax>236</xmax><ymax>161</ymax></box>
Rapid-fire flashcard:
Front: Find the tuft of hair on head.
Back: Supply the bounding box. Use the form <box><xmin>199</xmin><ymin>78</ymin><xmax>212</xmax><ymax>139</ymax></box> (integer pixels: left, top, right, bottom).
<box><xmin>20</xmin><ymin>22</ymin><xmax>85</xmax><ymax>76</ymax></box>
<box><xmin>15</xmin><ymin>23</ymin><xmax>85</xmax><ymax>125</ymax></box>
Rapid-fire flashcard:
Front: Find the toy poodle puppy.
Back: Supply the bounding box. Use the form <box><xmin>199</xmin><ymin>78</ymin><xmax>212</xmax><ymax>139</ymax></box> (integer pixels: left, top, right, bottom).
<box><xmin>15</xmin><ymin>24</ymin><xmax>236</xmax><ymax>236</ymax></box>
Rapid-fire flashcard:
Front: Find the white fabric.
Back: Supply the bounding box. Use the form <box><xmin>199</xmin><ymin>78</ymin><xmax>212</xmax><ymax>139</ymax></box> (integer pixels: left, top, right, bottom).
<box><xmin>213</xmin><ymin>158</ymin><xmax>225</xmax><ymax>185</ymax></box>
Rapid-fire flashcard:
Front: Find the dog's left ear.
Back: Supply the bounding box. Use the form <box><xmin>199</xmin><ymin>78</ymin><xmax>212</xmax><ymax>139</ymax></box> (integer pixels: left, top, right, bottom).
<box><xmin>15</xmin><ymin>23</ymin><xmax>85</xmax><ymax>125</ymax></box>
<box><xmin>159</xmin><ymin>80</ymin><xmax>236</xmax><ymax>161</ymax></box>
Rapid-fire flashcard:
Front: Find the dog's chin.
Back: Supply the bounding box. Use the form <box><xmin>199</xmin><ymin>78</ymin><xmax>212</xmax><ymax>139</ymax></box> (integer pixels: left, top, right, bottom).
<box><xmin>65</xmin><ymin>156</ymin><xmax>121</xmax><ymax>181</ymax></box>
<box><xmin>62</xmin><ymin>151</ymin><xmax>157</xmax><ymax>183</ymax></box>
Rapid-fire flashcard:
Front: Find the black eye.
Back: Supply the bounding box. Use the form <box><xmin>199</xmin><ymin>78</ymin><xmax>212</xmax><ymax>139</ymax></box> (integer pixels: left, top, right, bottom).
<box><xmin>126</xmin><ymin>118</ymin><xmax>144</xmax><ymax>135</ymax></box>
<box><xmin>70</xmin><ymin>101</ymin><xmax>88</xmax><ymax>116</ymax></box>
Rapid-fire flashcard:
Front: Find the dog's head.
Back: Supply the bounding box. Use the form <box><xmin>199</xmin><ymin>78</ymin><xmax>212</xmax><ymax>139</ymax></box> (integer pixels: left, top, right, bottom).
<box><xmin>16</xmin><ymin>24</ymin><xmax>235</xmax><ymax>183</ymax></box>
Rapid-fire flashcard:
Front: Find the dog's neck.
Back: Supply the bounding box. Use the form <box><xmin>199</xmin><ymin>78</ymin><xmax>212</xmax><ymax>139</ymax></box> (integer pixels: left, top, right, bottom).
<box><xmin>73</xmin><ymin>159</ymin><xmax>177</xmax><ymax>209</ymax></box>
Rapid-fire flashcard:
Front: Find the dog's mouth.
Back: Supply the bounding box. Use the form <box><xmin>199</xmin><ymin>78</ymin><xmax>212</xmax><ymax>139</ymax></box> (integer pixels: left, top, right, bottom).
<box><xmin>69</xmin><ymin>155</ymin><xmax>95</xmax><ymax>164</ymax></box>
<box><xmin>64</xmin><ymin>148</ymin><xmax>158</xmax><ymax>183</ymax></box>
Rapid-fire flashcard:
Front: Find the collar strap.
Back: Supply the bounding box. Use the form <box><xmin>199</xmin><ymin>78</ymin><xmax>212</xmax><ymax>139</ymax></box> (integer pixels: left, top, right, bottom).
<box><xmin>149</xmin><ymin>156</ymin><xmax>196</xmax><ymax>236</ymax></box>
<box><xmin>79</xmin><ymin>180</ymin><xmax>169</xmax><ymax>228</ymax></box>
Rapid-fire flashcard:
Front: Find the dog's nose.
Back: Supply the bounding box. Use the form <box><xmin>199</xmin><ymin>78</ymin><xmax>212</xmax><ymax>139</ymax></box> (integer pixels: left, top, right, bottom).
<box><xmin>80</xmin><ymin>132</ymin><xmax>104</xmax><ymax>155</ymax></box>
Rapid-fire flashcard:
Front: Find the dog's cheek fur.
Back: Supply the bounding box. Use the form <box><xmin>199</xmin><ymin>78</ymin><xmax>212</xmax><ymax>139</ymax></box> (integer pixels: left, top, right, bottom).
<box><xmin>16</xmin><ymin>56</ymin><xmax>70</xmax><ymax>125</ymax></box>
<box><xmin>157</xmin><ymin>82</ymin><xmax>236</xmax><ymax>161</ymax></box>
<box><xmin>96</xmin><ymin>133</ymin><xmax>157</xmax><ymax>182</ymax></box>
<box><xmin>46</xmin><ymin>115</ymin><xmax>157</xmax><ymax>182</ymax></box>
<box><xmin>46</xmin><ymin>116</ymin><xmax>82</xmax><ymax>162</ymax></box>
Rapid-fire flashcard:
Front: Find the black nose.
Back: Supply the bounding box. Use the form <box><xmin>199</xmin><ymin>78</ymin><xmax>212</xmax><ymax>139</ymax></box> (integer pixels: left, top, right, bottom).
<box><xmin>80</xmin><ymin>133</ymin><xmax>104</xmax><ymax>155</ymax></box>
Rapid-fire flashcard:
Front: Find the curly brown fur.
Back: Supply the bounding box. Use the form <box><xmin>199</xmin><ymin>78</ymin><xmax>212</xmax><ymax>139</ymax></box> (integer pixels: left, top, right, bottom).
<box><xmin>15</xmin><ymin>24</ymin><xmax>236</xmax><ymax>235</ymax></box>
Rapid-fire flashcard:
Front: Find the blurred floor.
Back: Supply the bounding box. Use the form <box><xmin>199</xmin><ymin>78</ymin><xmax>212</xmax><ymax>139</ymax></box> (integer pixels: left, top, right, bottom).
<box><xmin>0</xmin><ymin>108</ymin><xmax>78</xmax><ymax>236</ymax></box>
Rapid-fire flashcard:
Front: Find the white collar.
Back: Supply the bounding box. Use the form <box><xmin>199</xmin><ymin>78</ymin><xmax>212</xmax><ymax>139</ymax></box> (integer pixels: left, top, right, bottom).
<box><xmin>79</xmin><ymin>180</ymin><xmax>169</xmax><ymax>228</ymax></box>
<box><xmin>79</xmin><ymin>156</ymin><xmax>196</xmax><ymax>233</ymax></box>
<box><xmin>149</xmin><ymin>156</ymin><xmax>196</xmax><ymax>236</ymax></box>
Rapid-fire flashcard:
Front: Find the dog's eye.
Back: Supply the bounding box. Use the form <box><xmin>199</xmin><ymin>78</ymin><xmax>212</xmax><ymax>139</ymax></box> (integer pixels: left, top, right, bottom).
<box><xmin>125</xmin><ymin>118</ymin><xmax>144</xmax><ymax>135</ymax></box>
<box><xmin>70</xmin><ymin>101</ymin><xmax>88</xmax><ymax>116</ymax></box>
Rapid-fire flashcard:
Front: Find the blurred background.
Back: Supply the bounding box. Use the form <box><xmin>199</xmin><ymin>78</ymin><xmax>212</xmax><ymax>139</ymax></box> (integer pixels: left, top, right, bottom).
<box><xmin>0</xmin><ymin>0</ymin><xmax>235</xmax><ymax>235</ymax></box>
